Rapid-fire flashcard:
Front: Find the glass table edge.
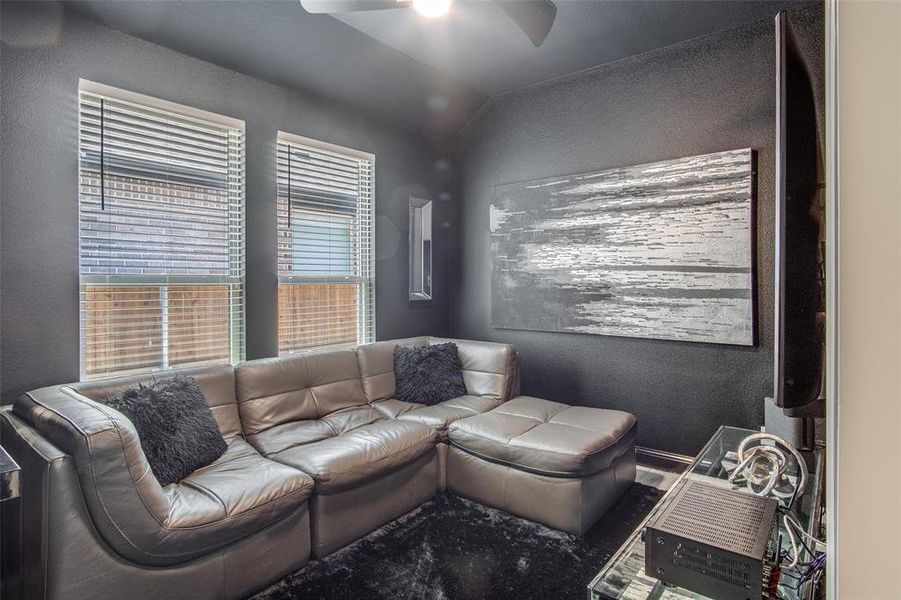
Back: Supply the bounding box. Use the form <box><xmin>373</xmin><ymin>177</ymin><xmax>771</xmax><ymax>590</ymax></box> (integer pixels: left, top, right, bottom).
<box><xmin>586</xmin><ymin>425</ymin><xmax>756</xmax><ymax>598</ymax></box>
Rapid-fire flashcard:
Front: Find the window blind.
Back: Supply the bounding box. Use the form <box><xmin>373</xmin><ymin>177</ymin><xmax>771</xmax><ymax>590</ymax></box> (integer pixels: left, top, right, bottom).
<box><xmin>276</xmin><ymin>133</ymin><xmax>375</xmax><ymax>355</ymax></box>
<box><xmin>78</xmin><ymin>83</ymin><xmax>245</xmax><ymax>380</ymax></box>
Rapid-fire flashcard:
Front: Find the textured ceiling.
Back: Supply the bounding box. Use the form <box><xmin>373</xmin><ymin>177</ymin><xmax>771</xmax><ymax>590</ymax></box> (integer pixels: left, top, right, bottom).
<box><xmin>62</xmin><ymin>0</ymin><xmax>488</xmax><ymax>137</ymax></box>
<box><xmin>63</xmin><ymin>0</ymin><xmax>815</xmax><ymax>138</ymax></box>
<box><xmin>334</xmin><ymin>0</ymin><xmax>809</xmax><ymax>96</ymax></box>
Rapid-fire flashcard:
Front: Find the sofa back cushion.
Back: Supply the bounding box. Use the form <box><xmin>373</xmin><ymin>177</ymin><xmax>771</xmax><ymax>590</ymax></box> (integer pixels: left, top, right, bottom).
<box><xmin>356</xmin><ymin>336</ymin><xmax>429</xmax><ymax>402</ymax></box>
<box><xmin>70</xmin><ymin>364</ymin><xmax>242</xmax><ymax>440</ymax></box>
<box><xmin>235</xmin><ymin>349</ymin><xmax>368</xmax><ymax>436</ymax></box>
<box><xmin>426</xmin><ymin>338</ymin><xmax>519</xmax><ymax>400</ymax></box>
<box><xmin>357</xmin><ymin>337</ymin><xmax>519</xmax><ymax>403</ymax></box>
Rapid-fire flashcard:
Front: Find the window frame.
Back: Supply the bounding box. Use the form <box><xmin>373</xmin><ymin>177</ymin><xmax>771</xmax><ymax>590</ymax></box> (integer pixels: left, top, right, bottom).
<box><xmin>276</xmin><ymin>131</ymin><xmax>376</xmax><ymax>355</ymax></box>
<box><xmin>77</xmin><ymin>80</ymin><xmax>246</xmax><ymax>380</ymax></box>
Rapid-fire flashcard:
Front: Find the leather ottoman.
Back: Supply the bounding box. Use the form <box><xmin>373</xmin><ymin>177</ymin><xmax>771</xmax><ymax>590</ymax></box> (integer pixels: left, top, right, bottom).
<box><xmin>446</xmin><ymin>396</ymin><xmax>637</xmax><ymax>535</ymax></box>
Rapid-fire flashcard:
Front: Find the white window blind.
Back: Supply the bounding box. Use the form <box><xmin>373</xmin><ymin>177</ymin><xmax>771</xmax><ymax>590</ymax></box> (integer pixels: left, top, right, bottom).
<box><xmin>78</xmin><ymin>82</ymin><xmax>245</xmax><ymax>380</ymax></box>
<box><xmin>277</xmin><ymin>133</ymin><xmax>375</xmax><ymax>354</ymax></box>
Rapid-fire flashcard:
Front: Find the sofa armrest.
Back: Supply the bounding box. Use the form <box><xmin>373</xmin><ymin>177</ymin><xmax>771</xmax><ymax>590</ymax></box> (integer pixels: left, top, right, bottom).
<box><xmin>13</xmin><ymin>386</ymin><xmax>178</xmax><ymax>564</ymax></box>
<box><xmin>1</xmin><ymin>407</ymin><xmax>65</xmax><ymax>600</ymax></box>
<box><xmin>12</xmin><ymin>385</ymin><xmax>313</xmax><ymax>568</ymax></box>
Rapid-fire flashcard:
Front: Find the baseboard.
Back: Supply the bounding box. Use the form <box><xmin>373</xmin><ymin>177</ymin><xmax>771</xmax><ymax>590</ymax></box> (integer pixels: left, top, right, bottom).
<box><xmin>635</xmin><ymin>446</ymin><xmax>693</xmax><ymax>470</ymax></box>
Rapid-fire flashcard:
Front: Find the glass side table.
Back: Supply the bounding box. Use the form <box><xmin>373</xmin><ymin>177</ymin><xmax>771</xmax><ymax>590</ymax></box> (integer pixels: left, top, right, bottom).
<box><xmin>1</xmin><ymin>443</ymin><xmax>22</xmax><ymax>599</ymax></box>
<box><xmin>0</xmin><ymin>444</ymin><xmax>20</xmax><ymax>502</ymax></box>
<box><xmin>588</xmin><ymin>426</ymin><xmax>825</xmax><ymax>600</ymax></box>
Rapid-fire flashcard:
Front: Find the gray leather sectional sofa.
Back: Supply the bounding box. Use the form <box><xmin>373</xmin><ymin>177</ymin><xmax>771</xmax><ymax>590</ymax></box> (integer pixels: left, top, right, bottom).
<box><xmin>0</xmin><ymin>336</ymin><xmax>636</xmax><ymax>600</ymax></box>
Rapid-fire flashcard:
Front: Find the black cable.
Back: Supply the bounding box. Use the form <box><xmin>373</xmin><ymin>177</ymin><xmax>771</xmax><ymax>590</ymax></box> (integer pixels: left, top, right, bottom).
<box><xmin>100</xmin><ymin>98</ymin><xmax>106</xmax><ymax>211</ymax></box>
<box><xmin>775</xmin><ymin>532</ymin><xmax>783</xmax><ymax>563</ymax></box>
<box><xmin>287</xmin><ymin>145</ymin><xmax>292</xmax><ymax>229</ymax></box>
<box><xmin>786</xmin><ymin>479</ymin><xmax>800</xmax><ymax>511</ymax></box>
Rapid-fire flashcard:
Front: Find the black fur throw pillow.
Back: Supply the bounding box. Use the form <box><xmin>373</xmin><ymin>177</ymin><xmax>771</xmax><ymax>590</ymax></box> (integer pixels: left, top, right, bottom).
<box><xmin>105</xmin><ymin>376</ymin><xmax>227</xmax><ymax>486</ymax></box>
<box><xmin>394</xmin><ymin>342</ymin><xmax>467</xmax><ymax>406</ymax></box>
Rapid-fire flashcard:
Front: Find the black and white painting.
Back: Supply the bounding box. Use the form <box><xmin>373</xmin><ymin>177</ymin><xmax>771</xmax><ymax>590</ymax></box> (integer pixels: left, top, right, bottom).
<box><xmin>490</xmin><ymin>149</ymin><xmax>755</xmax><ymax>345</ymax></box>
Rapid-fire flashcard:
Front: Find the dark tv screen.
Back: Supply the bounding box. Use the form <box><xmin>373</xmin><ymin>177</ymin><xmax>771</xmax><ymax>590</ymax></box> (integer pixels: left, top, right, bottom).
<box><xmin>773</xmin><ymin>12</ymin><xmax>825</xmax><ymax>410</ymax></box>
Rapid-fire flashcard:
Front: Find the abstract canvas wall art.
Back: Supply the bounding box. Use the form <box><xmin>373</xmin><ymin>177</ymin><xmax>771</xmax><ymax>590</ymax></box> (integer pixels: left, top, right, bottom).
<box><xmin>490</xmin><ymin>148</ymin><xmax>755</xmax><ymax>345</ymax></box>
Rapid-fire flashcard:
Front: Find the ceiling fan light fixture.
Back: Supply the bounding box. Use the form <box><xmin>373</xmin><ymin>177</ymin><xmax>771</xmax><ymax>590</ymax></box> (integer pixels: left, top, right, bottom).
<box><xmin>412</xmin><ymin>0</ymin><xmax>451</xmax><ymax>18</ymax></box>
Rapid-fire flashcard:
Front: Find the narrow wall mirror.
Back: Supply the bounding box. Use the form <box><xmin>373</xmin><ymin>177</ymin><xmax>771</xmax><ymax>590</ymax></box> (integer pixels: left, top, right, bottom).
<box><xmin>409</xmin><ymin>196</ymin><xmax>432</xmax><ymax>301</ymax></box>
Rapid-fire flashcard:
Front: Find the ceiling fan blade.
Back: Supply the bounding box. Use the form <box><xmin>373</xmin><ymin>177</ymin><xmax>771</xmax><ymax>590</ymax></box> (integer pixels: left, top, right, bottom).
<box><xmin>300</xmin><ymin>0</ymin><xmax>407</xmax><ymax>14</ymax></box>
<box><xmin>495</xmin><ymin>0</ymin><xmax>556</xmax><ymax>47</ymax></box>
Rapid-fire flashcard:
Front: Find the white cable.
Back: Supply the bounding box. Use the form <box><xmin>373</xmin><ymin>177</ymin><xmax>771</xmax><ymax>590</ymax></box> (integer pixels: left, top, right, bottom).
<box><xmin>785</xmin><ymin>514</ymin><xmax>826</xmax><ymax>549</ymax></box>
<box><xmin>783</xmin><ymin>514</ymin><xmax>802</xmax><ymax>569</ymax></box>
<box><xmin>782</xmin><ymin>513</ymin><xmax>827</xmax><ymax>570</ymax></box>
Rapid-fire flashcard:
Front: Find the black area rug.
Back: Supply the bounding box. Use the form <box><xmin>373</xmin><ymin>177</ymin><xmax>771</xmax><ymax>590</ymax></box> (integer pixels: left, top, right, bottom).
<box><xmin>252</xmin><ymin>483</ymin><xmax>662</xmax><ymax>600</ymax></box>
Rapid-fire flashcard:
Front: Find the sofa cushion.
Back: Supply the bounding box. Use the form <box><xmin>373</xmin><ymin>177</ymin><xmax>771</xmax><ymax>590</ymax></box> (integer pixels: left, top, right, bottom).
<box><xmin>71</xmin><ymin>364</ymin><xmax>243</xmax><ymax>441</ymax></box>
<box><xmin>163</xmin><ymin>439</ymin><xmax>314</xmax><ymax>530</ymax></box>
<box><xmin>393</xmin><ymin>342</ymin><xmax>467</xmax><ymax>406</ymax></box>
<box><xmin>235</xmin><ymin>349</ymin><xmax>369</xmax><ymax>436</ymax></box>
<box><xmin>247</xmin><ymin>406</ymin><xmax>385</xmax><ymax>456</ymax></box>
<box><xmin>426</xmin><ymin>338</ymin><xmax>519</xmax><ymax>400</ymax></box>
<box><xmin>356</xmin><ymin>337</ymin><xmax>429</xmax><ymax>402</ymax></box>
<box><xmin>104</xmin><ymin>376</ymin><xmax>227</xmax><ymax>486</ymax></box>
<box><xmin>448</xmin><ymin>396</ymin><xmax>637</xmax><ymax>477</ymax></box>
<box><xmin>368</xmin><ymin>398</ymin><xmax>424</xmax><ymax>419</ymax></box>
<box><xmin>372</xmin><ymin>395</ymin><xmax>505</xmax><ymax>436</ymax></box>
<box><xmin>262</xmin><ymin>419</ymin><xmax>437</xmax><ymax>493</ymax></box>
<box><xmin>356</xmin><ymin>337</ymin><xmax>519</xmax><ymax>405</ymax></box>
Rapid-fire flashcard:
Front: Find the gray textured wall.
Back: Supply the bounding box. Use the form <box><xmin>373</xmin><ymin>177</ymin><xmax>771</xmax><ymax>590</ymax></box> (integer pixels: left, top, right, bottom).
<box><xmin>0</xmin><ymin>2</ymin><xmax>452</xmax><ymax>404</ymax></box>
<box><xmin>0</xmin><ymin>1</ymin><xmax>825</xmax><ymax>456</ymax></box>
<box><xmin>452</xmin><ymin>6</ymin><xmax>824</xmax><ymax>455</ymax></box>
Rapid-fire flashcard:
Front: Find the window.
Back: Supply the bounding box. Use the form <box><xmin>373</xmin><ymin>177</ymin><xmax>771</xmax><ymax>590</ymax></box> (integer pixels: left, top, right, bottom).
<box><xmin>78</xmin><ymin>81</ymin><xmax>245</xmax><ymax>380</ymax></box>
<box><xmin>292</xmin><ymin>212</ymin><xmax>353</xmax><ymax>276</ymax></box>
<box><xmin>277</xmin><ymin>132</ymin><xmax>374</xmax><ymax>354</ymax></box>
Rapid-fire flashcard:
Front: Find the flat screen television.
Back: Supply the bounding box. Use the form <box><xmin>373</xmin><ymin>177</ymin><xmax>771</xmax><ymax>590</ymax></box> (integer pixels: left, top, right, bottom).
<box><xmin>773</xmin><ymin>11</ymin><xmax>825</xmax><ymax>412</ymax></box>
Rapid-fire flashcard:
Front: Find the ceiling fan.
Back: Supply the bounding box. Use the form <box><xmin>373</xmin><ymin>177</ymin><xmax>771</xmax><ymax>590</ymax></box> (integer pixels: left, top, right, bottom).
<box><xmin>299</xmin><ymin>0</ymin><xmax>558</xmax><ymax>47</ymax></box>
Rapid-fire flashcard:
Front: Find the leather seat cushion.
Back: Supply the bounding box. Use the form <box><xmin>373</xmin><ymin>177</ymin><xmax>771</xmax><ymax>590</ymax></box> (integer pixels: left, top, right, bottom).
<box><xmin>372</xmin><ymin>395</ymin><xmax>505</xmax><ymax>435</ymax></box>
<box><xmin>448</xmin><ymin>396</ymin><xmax>636</xmax><ymax>477</ymax></box>
<box><xmin>263</xmin><ymin>419</ymin><xmax>438</xmax><ymax>493</ymax></box>
<box><xmin>247</xmin><ymin>406</ymin><xmax>385</xmax><ymax>456</ymax></box>
<box><xmin>163</xmin><ymin>438</ymin><xmax>314</xmax><ymax>532</ymax></box>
